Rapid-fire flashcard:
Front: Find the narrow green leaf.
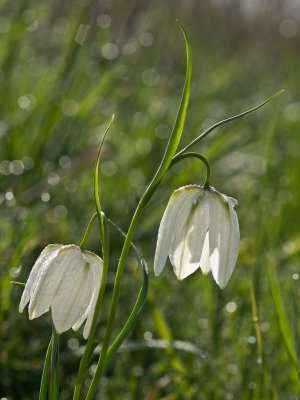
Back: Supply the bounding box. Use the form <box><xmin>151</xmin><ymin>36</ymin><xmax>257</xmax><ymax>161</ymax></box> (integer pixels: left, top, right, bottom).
<box><xmin>151</xmin><ymin>22</ymin><xmax>192</xmax><ymax>186</ymax></box>
<box><xmin>39</xmin><ymin>335</ymin><xmax>53</xmax><ymax>400</ymax></box>
<box><xmin>176</xmin><ymin>89</ymin><xmax>285</xmax><ymax>156</ymax></box>
<box><xmin>267</xmin><ymin>257</ymin><xmax>300</xmax><ymax>377</ymax></box>
<box><xmin>94</xmin><ymin>114</ymin><xmax>115</xmax><ymax>224</ymax></box>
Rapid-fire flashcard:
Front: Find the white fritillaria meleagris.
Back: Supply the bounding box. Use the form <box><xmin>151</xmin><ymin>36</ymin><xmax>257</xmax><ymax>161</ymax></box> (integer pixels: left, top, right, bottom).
<box><xmin>19</xmin><ymin>244</ymin><xmax>102</xmax><ymax>338</ymax></box>
<box><xmin>154</xmin><ymin>185</ymin><xmax>239</xmax><ymax>288</ymax></box>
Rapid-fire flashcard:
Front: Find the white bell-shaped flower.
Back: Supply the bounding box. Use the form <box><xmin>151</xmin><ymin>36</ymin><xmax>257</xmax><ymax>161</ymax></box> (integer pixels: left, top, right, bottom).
<box><xmin>154</xmin><ymin>185</ymin><xmax>239</xmax><ymax>288</ymax></box>
<box><xmin>19</xmin><ymin>244</ymin><xmax>102</xmax><ymax>338</ymax></box>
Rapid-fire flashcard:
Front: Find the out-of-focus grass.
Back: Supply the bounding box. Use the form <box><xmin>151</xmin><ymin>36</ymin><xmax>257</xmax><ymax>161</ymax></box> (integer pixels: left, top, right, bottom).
<box><xmin>1</xmin><ymin>0</ymin><xmax>300</xmax><ymax>399</ymax></box>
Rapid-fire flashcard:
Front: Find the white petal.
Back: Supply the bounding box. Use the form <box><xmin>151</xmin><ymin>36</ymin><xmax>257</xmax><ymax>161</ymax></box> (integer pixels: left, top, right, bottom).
<box><xmin>50</xmin><ymin>247</ymin><xmax>94</xmax><ymax>334</ymax></box>
<box><xmin>226</xmin><ymin>196</ymin><xmax>240</xmax><ymax>279</ymax></box>
<box><xmin>208</xmin><ymin>192</ymin><xmax>239</xmax><ymax>288</ymax></box>
<box><xmin>154</xmin><ymin>186</ymin><xmax>201</xmax><ymax>276</ymax></box>
<box><xmin>72</xmin><ymin>251</ymin><xmax>103</xmax><ymax>339</ymax></box>
<box><xmin>19</xmin><ymin>244</ymin><xmax>62</xmax><ymax>314</ymax></box>
<box><xmin>28</xmin><ymin>245</ymin><xmax>80</xmax><ymax>319</ymax></box>
<box><xmin>199</xmin><ymin>231</ymin><xmax>211</xmax><ymax>275</ymax></box>
<box><xmin>170</xmin><ymin>189</ymin><xmax>209</xmax><ymax>280</ymax></box>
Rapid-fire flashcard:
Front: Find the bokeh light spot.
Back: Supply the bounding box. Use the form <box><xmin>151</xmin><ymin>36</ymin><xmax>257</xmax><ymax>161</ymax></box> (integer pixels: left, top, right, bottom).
<box><xmin>279</xmin><ymin>19</ymin><xmax>298</xmax><ymax>38</ymax></box>
<box><xmin>102</xmin><ymin>43</ymin><xmax>119</xmax><ymax>60</ymax></box>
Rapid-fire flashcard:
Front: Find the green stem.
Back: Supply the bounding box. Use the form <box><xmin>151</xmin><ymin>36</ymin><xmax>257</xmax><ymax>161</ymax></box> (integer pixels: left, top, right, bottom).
<box><xmin>105</xmin><ymin>277</ymin><xmax>148</xmax><ymax>363</ymax></box>
<box><xmin>49</xmin><ymin>329</ymin><xmax>59</xmax><ymax>400</ymax></box>
<box><xmin>73</xmin><ymin>216</ymin><xmax>109</xmax><ymax>400</ymax></box>
<box><xmin>39</xmin><ymin>335</ymin><xmax>53</xmax><ymax>400</ymax></box>
<box><xmin>175</xmin><ymin>90</ymin><xmax>284</xmax><ymax>157</ymax></box>
<box><xmin>10</xmin><ymin>281</ymin><xmax>25</xmax><ymax>287</ymax></box>
<box><xmin>80</xmin><ymin>213</ymin><xmax>98</xmax><ymax>249</ymax></box>
<box><xmin>84</xmin><ymin>204</ymin><xmax>145</xmax><ymax>400</ymax></box>
<box><xmin>249</xmin><ymin>265</ymin><xmax>265</xmax><ymax>397</ymax></box>
<box><xmin>85</xmin><ymin>23</ymin><xmax>192</xmax><ymax>399</ymax></box>
<box><xmin>170</xmin><ymin>152</ymin><xmax>210</xmax><ymax>189</ymax></box>
<box><xmin>78</xmin><ymin>213</ymin><xmax>149</xmax><ymax>388</ymax></box>
<box><xmin>73</xmin><ymin>117</ymin><xmax>113</xmax><ymax>400</ymax></box>
<box><xmin>104</xmin><ymin>218</ymin><xmax>149</xmax><ymax>363</ymax></box>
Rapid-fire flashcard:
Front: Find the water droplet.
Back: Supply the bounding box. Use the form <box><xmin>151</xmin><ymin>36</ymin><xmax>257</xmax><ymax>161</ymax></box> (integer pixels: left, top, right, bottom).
<box><xmin>292</xmin><ymin>273</ymin><xmax>299</xmax><ymax>280</ymax></box>
<box><xmin>41</xmin><ymin>193</ymin><xmax>50</xmax><ymax>202</ymax></box>
<box><xmin>135</xmin><ymin>138</ymin><xmax>152</xmax><ymax>155</ymax></box>
<box><xmin>138</xmin><ymin>32</ymin><xmax>153</xmax><ymax>47</ymax></box>
<box><xmin>226</xmin><ymin>301</ymin><xmax>237</xmax><ymax>313</ymax></box>
<box><xmin>59</xmin><ymin>155</ymin><xmax>72</xmax><ymax>169</ymax></box>
<box><xmin>248</xmin><ymin>336</ymin><xmax>256</xmax><ymax>344</ymax></box>
<box><xmin>5</xmin><ymin>191</ymin><xmax>14</xmax><ymax>201</ymax></box>
<box><xmin>102</xmin><ymin>43</ymin><xmax>118</xmax><ymax>60</ymax></box>
<box><xmin>0</xmin><ymin>17</ymin><xmax>11</xmax><ymax>33</ymax></box>
<box><xmin>62</xmin><ymin>99</ymin><xmax>78</xmax><ymax>116</ymax></box>
<box><xmin>279</xmin><ymin>19</ymin><xmax>298</xmax><ymax>38</ymax></box>
<box><xmin>141</xmin><ymin>68</ymin><xmax>159</xmax><ymax>87</ymax></box>
<box><xmin>97</xmin><ymin>14</ymin><xmax>111</xmax><ymax>29</ymax></box>
<box><xmin>10</xmin><ymin>160</ymin><xmax>24</xmax><ymax>175</ymax></box>
<box><xmin>47</xmin><ymin>173</ymin><xmax>60</xmax><ymax>186</ymax></box>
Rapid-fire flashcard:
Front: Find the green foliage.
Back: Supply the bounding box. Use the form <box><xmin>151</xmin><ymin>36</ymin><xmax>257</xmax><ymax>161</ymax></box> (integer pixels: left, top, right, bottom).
<box><xmin>1</xmin><ymin>0</ymin><xmax>300</xmax><ymax>399</ymax></box>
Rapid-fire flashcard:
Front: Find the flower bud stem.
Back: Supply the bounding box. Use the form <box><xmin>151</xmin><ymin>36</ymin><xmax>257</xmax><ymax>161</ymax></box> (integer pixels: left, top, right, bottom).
<box><xmin>170</xmin><ymin>152</ymin><xmax>210</xmax><ymax>189</ymax></box>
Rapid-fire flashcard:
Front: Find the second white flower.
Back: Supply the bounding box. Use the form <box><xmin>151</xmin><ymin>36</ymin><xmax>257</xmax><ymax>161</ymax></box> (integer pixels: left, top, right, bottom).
<box><xmin>19</xmin><ymin>244</ymin><xmax>102</xmax><ymax>338</ymax></box>
<box><xmin>154</xmin><ymin>185</ymin><xmax>240</xmax><ymax>288</ymax></box>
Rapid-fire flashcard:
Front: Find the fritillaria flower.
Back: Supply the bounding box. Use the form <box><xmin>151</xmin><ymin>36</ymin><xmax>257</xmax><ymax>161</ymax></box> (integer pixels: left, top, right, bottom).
<box><xmin>154</xmin><ymin>185</ymin><xmax>239</xmax><ymax>288</ymax></box>
<box><xmin>19</xmin><ymin>244</ymin><xmax>102</xmax><ymax>338</ymax></box>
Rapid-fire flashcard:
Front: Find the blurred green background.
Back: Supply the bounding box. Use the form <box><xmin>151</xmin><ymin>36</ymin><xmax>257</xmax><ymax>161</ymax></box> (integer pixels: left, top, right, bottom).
<box><xmin>1</xmin><ymin>0</ymin><xmax>300</xmax><ymax>399</ymax></box>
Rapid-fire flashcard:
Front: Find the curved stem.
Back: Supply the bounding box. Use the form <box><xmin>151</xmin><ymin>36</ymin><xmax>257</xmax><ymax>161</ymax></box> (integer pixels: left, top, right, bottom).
<box><xmin>106</xmin><ymin>277</ymin><xmax>148</xmax><ymax>363</ymax></box>
<box><xmin>84</xmin><ymin>204</ymin><xmax>145</xmax><ymax>400</ymax></box>
<box><xmin>79</xmin><ymin>213</ymin><xmax>98</xmax><ymax>249</ymax></box>
<box><xmin>79</xmin><ymin>211</ymin><xmax>150</xmax><ymax>381</ymax></box>
<box><xmin>175</xmin><ymin>90</ymin><xmax>284</xmax><ymax>157</ymax></box>
<box><xmin>170</xmin><ymin>152</ymin><xmax>210</xmax><ymax>189</ymax></box>
<box><xmin>85</xmin><ymin>24</ymin><xmax>192</xmax><ymax>400</ymax></box>
<box><xmin>104</xmin><ymin>218</ymin><xmax>149</xmax><ymax>363</ymax></box>
<box><xmin>39</xmin><ymin>335</ymin><xmax>53</xmax><ymax>400</ymax></box>
<box><xmin>73</xmin><ymin>215</ymin><xmax>109</xmax><ymax>400</ymax></box>
<box><xmin>49</xmin><ymin>329</ymin><xmax>59</xmax><ymax>400</ymax></box>
<box><xmin>73</xmin><ymin>117</ymin><xmax>114</xmax><ymax>400</ymax></box>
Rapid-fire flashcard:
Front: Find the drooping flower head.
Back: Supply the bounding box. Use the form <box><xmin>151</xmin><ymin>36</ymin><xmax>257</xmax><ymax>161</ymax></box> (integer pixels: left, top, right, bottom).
<box><xmin>154</xmin><ymin>185</ymin><xmax>239</xmax><ymax>288</ymax></box>
<box><xmin>19</xmin><ymin>244</ymin><xmax>102</xmax><ymax>339</ymax></box>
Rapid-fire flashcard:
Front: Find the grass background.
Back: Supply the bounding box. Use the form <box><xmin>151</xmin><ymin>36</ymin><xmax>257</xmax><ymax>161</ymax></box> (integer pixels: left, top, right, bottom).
<box><xmin>1</xmin><ymin>0</ymin><xmax>300</xmax><ymax>399</ymax></box>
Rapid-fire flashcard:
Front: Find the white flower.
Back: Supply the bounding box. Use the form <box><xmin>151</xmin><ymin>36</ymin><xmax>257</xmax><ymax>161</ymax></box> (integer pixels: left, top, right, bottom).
<box><xmin>154</xmin><ymin>185</ymin><xmax>239</xmax><ymax>288</ymax></box>
<box><xmin>19</xmin><ymin>244</ymin><xmax>102</xmax><ymax>338</ymax></box>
